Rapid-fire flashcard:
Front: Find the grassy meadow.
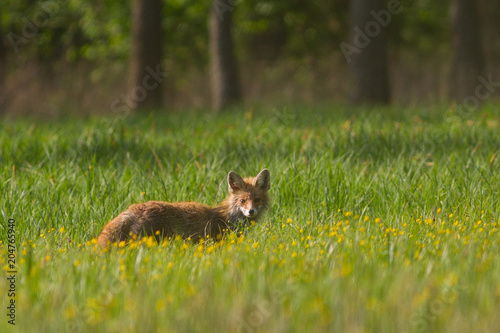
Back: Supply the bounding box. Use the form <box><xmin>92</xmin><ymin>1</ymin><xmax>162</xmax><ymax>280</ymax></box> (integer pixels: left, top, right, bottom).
<box><xmin>1</xmin><ymin>105</ymin><xmax>500</xmax><ymax>332</ymax></box>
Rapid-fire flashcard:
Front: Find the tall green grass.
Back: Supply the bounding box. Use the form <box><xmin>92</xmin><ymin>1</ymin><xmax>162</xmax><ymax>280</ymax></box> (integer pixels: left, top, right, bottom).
<box><xmin>1</xmin><ymin>105</ymin><xmax>499</xmax><ymax>332</ymax></box>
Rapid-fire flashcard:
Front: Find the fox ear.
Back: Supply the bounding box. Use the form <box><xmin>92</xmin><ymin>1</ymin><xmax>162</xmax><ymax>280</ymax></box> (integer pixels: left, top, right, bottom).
<box><xmin>253</xmin><ymin>169</ymin><xmax>270</xmax><ymax>191</ymax></box>
<box><xmin>228</xmin><ymin>171</ymin><xmax>245</xmax><ymax>193</ymax></box>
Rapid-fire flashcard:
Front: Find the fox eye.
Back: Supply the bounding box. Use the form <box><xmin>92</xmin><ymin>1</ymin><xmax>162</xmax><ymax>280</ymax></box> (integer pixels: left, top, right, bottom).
<box><xmin>240</xmin><ymin>199</ymin><xmax>246</xmax><ymax>204</ymax></box>
<box><xmin>254</xmin><ymin>198</ymin><xmax>261</xmax><ymax>203</ymax></box>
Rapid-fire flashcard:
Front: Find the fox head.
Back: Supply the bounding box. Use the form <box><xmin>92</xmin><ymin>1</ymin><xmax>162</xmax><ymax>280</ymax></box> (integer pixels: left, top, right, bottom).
<box><xmin>227</xmin><ymin>169</ymin><xmax>271</xmax><ymax>221</ymax></box>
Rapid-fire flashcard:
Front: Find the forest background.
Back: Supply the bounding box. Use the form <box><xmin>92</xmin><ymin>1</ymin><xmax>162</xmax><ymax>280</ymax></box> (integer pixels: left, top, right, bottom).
<box><xmin>1</xmin><ymin>0</ymin><xmax>499</xmax><ymax>115</ymax></box>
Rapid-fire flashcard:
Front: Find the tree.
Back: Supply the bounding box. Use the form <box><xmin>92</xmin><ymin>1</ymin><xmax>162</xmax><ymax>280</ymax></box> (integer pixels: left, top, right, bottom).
<box><xmin>129</xmin><ymin>0</ymin><xmax>164</xmax><ymax>111</ymax></box>
<box><xmin>348</xmin><ymin>0</ymin><xmax>390</xmax><ymax>105</ymax></box>
<box><xmin>449</xmin><ymin>0</ymin><xmax>484</xmax><ymax>103</ymax></box>
<box><xmin>0</xmin><ymin>23</ymin><xmax>5</xmax><ymax>90</ymax></box>
<box><xmin>0</xmin><ymin>14</ymin><xmax>7</xmax><ymax>113</ymax></box>
<box><xmin>209</xmin><ymin>0</ymin><xmax>242</xmax><ymax>110</ymax></box>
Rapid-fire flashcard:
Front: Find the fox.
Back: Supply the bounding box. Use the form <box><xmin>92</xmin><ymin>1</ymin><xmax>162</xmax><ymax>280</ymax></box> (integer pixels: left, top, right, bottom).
<box><xmin>97</xmin><ymin>169</ymin><xmax>270</xmax><ymax>247</ymax></box>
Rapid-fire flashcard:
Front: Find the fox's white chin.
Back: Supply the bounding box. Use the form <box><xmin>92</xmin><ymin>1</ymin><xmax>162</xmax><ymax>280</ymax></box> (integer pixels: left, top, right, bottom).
<box><xmin>241</xmin><ymin>208</ymin><xmax>258</xmax><ymax>218</ymax></box>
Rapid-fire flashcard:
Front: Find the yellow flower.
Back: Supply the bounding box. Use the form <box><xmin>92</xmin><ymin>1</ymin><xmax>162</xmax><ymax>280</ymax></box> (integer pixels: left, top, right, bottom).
<box><xmin>341</xmin><ymin>263</ymin><xmax>352</xmax><ymax>276</ymax></box>
<box><xmin>74</xmin><ymin>260</ymin><xmax>80</xmax><ymax>267</ymax></box>
<box><xmin>413</xmin><ymin>287</ymin><xmax>431</xmax><ymax>306</ymax></box>
<box><xmin>146</xmin><ymin>237</ymin><xmax>156</xmax><ymax>247</ymax></box>
<box><xmin>156</xmin><ymin>300</ymin><xmax>166</xmax><ymax>312</ymax></box>
<box><xmin>64</xmin><ymin>305</ymin><xmax>77</xmax><ymax>320</ymax></box>
<box><xmin>186</xmin><ymin>285</ymin><xmax>197</xmax><ymax>296</ymax></box>
<box><xmin>237</xmin><ymin>235</ymin><xmax>245</xmax><ymax>244</ymax></box>
<box><xmin>59</xmin><ymin>227</ymin><xmax>65</xmax><ymax>233</ymax></box>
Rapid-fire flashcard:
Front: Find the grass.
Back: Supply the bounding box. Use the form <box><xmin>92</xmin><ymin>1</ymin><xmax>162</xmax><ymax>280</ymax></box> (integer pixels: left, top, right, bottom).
<box><xmin>1</xmin><ymin>104</ymin><xmax>500</xmax><ymax>332</ymax></box>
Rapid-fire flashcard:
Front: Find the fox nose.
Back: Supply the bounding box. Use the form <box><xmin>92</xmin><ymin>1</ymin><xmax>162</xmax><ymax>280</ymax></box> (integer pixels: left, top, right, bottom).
<box><xmin>249</xmin><ymin>209</ymin><xmax>255</xmax><ymax>215</ymax></box>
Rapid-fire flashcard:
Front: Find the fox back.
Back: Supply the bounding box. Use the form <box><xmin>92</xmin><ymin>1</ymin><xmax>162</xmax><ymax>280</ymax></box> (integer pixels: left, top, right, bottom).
<box><xmin>97</xmin><ymin>169</ymin><xmax>270</xmax><ymax>247</ymax></box>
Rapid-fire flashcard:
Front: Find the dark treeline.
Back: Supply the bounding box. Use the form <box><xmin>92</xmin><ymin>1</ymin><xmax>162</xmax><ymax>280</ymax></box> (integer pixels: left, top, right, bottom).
<box><xmin>1</xmin><ymin>0</ymin><xmax>499</xmax><ymax>114</ymax></box>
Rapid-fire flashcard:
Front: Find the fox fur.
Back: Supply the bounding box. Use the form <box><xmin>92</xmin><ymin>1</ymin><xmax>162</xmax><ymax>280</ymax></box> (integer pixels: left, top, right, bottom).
<box><xmin>97</xmin><ymin>169</ymin><xmax>270</xmax><ymax>247</ymax></box>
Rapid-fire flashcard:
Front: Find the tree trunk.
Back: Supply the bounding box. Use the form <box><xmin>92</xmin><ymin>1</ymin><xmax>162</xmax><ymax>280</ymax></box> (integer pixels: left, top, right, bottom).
<box><xmin>349</xmin><ymin>0</ymin><xmax>390</xmax><ymax>105</ymax></box>
<box><xmin>449</xmin><ymin>0</ymin><xmax>484</xmax><ymax>102</ymax></box>
<box><xmin>209</xmin><ymin>0</ymin><xmax>242</xmax><ymax>111</ymax></box>
<box><xmin>0</xmin><ymin>23</ymin><xmax>5</xmax><ymax>90</ymax></box>
<box><xmin>0</xmin><ymin>22</ymin><xmax>6</xmax><ymax>113</ymax></box>
<box><xmin>129</xmin><ymin>0</ymin><xmax>164</xmax><ymax>111</ymax></box>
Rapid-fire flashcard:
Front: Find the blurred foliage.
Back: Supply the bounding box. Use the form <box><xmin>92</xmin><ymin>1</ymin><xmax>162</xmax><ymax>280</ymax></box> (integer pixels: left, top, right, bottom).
<box><xmin>235</xmin><ymin>0</ymin><xmax>350</xmax><ymax>61</ymax></box>
<box><xmin>390</xmin><ymin>0</ymin><xmax>450</xmax><ymax>54</ymax></box>
<box><xmin>1</xmin><ymin>0</ymin><xmax>454</xmax><ymax>67</ymax></box>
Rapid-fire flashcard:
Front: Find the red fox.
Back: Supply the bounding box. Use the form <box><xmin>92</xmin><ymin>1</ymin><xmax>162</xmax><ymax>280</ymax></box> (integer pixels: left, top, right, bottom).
<box><xmin>97</xmin><ymin>169</ymin><xmax>270</xmax><ymax>247</ymax></box>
